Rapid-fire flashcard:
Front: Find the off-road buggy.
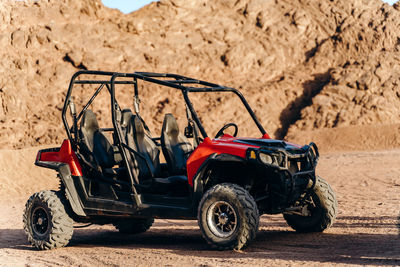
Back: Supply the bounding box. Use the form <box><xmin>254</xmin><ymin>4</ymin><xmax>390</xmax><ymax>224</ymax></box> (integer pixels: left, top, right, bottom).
<box><xmin>23</xmin><ymin>70</ymin><xmax>337</xmax><ymax>250</ymax></box>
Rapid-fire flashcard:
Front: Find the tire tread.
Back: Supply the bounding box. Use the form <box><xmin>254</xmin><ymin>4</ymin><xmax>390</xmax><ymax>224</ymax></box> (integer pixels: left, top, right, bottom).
<box><xmin>23</xmin><ymin>190</ymin><xmax>73</xmax><ymax>250</ymax></box>
<box><xmin>284</xmin><ymin>176</ymin><xmax>337</xmax><ymax>233</ymax></box>
<box><xmin>198</xmin><ymin>183</ymin><xmax>259</xmax><ymax>250</ymax></box>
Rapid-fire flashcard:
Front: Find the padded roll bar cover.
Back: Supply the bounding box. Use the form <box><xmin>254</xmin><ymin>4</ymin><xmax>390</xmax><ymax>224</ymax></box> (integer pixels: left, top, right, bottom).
<box><xmin>161</xmin><ymin>114</ymin><xmax>193</xmax><ymax>175</ymax></box>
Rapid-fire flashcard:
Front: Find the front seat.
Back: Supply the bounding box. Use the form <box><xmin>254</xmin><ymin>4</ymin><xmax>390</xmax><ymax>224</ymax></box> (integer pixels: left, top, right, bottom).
<box><xmin>132</xmin><ymin>115</ymin><xmax>161</xmax><ymax>178</ymax></box>
<box><xmin>124</xmin><ymin>114</ymin><xmax>188</xmax><ymax>196</ymax></box>
<box><xmin>161</xmin><ymin>114</ymin><xmax>193</xmax><ymax>175</ymax></box>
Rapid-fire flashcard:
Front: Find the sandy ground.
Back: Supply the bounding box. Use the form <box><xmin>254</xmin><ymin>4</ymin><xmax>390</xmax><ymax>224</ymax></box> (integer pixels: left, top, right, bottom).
<box><xmin>0</xmin><ymin>148</ymin><xmax>399</xmax><ymax>266</ymax></box>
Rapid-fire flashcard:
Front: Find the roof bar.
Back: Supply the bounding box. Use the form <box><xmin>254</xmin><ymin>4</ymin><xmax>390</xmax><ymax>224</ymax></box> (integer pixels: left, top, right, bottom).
<box><xmin>163</xmin><ymin>80</ymin><xmax>201</xmax><ymax>84</ymax></box>
<box><xmin>74</xmin><ymin>80</ymin><xmax>135</xmax><ymax>85</ymax></box>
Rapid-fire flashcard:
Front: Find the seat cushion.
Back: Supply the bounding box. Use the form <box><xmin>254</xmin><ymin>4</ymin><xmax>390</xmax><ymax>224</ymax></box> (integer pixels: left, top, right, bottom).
<box><xmin>153</xmin><ymin>175</ymin><xmax>188</xmax><ymax>185</ymax></box>
<box><xmin>93</xmin><ymin>131</ymin><xmax>116</xmax><ymax>168</ymax></box>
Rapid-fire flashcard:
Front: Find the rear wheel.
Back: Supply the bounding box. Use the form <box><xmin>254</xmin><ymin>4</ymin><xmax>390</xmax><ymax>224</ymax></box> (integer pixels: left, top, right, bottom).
<box><xmin>198</xmin><ymin>183</ymin><xmax>259</xmax><ymax>250</ymax></box>
<box><xmin>113</xmin><ymin>218</ymin><xmax>154</xmax><ymax>234</ymax></box>
<box><xmin>283</xmin><ymin>176</ymin><xmax>337</xmax><ymax>232</ymax></box>
<box><xmin>23</xmin><ymin>190</ymin><xmax>74</xmax><ymax>250</ymax></box>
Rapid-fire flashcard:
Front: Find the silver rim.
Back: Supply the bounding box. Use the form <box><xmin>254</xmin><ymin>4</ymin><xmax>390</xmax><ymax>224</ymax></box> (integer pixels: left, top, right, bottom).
<box><xmin>206</xmin><ymin>201</ymin><xmax>237</xmax><ymax>238</ymax></box>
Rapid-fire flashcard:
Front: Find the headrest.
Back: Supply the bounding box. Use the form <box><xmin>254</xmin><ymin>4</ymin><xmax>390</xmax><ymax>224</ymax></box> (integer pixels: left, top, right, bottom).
<box><xmin>162</xmin><ymin>113</ymin><xmax>179</xmax><ymax>136</ymax></box>
<box><xmin>121</xmin><ymin>109</ymin><xmax>133</xmax><ymax>128</ymax></box>
<box><xmin>80</xmin><ymin>109</ymin><xmax>99</xmax><ymax>132</ymax></box>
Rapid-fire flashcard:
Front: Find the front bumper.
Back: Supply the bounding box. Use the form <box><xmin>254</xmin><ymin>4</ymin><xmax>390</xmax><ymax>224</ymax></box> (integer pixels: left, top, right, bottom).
<box><xmin>246</xmin><ymin>142</ymin><xmax>318</xmax><ymax>169</ymax></box>
<box><xmin>246</xmin><ymin>142</ymin><xmax>319</xmax><ymax>191</ymax></box>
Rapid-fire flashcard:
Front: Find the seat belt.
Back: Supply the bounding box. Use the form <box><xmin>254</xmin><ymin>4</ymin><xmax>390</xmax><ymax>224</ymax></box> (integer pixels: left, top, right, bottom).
<box><xmin>186</xmin><ymin>105</ymin><xmax>200</xmax><ymax>148</ymax></box>
<box><xmin>133</xmin><ymin>95</ymin><xmax>151</xmax><ymax>133</ymax></box>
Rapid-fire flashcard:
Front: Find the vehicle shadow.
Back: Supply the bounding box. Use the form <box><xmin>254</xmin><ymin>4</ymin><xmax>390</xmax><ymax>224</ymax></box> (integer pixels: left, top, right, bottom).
<box><xmin>1</xmin><ymin>215</ymin><xmax>399</xmax><ymax>266</ymax></box>
<box><xmin>398</xmin><ymin>210</ymin><xmax>400</xmax><ymax>235</ymax></box>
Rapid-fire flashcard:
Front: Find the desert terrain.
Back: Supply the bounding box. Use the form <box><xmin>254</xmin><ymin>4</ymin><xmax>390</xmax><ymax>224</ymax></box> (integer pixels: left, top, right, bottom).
<box><xmin>0</xmin><ymin>148</ymin><xmax>399</xmax><ymax>266</ymax></box>
<box><xmin>0</xmin><ymin>0</ymin><xmax>399</xmax><ymax>266</ymax></box>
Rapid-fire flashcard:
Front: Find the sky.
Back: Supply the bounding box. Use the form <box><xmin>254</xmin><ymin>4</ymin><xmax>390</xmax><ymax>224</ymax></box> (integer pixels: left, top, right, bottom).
<box><xmin>102</xmin><ymin>0</ymin><xmax>155</xmax><ymax>13</ymax></box>
<box><xmin>102</xmin><ymin>0</ymin><xmax>398</xmax><ymax>14</ymax></box>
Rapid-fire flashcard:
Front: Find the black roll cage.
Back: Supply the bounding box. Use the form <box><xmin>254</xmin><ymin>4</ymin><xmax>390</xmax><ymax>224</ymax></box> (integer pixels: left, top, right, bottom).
<box><xmin>61</xmin><ymin>70</ymin><xmax>268</xmax><ymax>206</ymax></box>
<box><xmin>62</xmin><ymin>70</ymin><xmax>267</xmax><ymax>145</ymax></box>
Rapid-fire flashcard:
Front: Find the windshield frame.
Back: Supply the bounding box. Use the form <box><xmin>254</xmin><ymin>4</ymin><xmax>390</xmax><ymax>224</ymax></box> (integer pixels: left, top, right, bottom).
<box><xmin>130</xmin><ymin>72</ymin><xmax>268</xmax><ymax>139</ymax></box>
<box><xmin>182</xmin><ymin>88</ymin><xmax>267</xmax><ymax>139</ymax></box>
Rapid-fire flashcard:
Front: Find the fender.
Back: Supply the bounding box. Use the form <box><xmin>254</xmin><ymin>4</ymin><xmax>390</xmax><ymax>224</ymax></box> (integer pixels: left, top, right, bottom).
<box><xmin>35</xmin><ymin>139</ymin><xmax>83</xmax><ymax>176</ymax></box>
<box><xmin>191</xmin><ymin>153</ymin><xmax>246</xmax><ymax>210</ymax></box>
<box><xmin>186</xmin><ymin>136</ymin><xmax>253</xmax><ymax>186</ymax></box>
<box><xmin>35</xmin><ymin>140</ymin><xmax>85</xmax><ymax>216</ymax></box>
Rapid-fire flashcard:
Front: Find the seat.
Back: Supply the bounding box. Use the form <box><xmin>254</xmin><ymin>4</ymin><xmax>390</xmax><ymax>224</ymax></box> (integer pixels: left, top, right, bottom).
<box><xmin>79</xmin><ymin>110</ymin><xmax>116</xmax><ymax>172</ymax></box>
<box><xmin>161</xmin><ymin>114</ymin><xmax>193</xmax><ymax>175</ymax></box>
<box><xmin>120</xmin><ymin>109</ymin><xmax>151</xmax><ymax>137</ymax></box>
<box><xmin>123</xmin><ymin>114</ymin><xmax>189</xmax><ymax>195</ymax></box>
<box><xmin>132</xmin><ymin>115</ymin><xmax>161</xmax><ymax>178</ymax></box>
<box><xmin>124</xmin><ymin>114</ymin><xmax>159</xmax><ymax>181</ymax></box>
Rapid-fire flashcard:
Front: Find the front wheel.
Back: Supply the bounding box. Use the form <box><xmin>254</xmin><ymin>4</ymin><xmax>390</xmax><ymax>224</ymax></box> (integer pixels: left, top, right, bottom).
<box><xmin>283</xmin><ymin>176</ymin><xmax>337</xmax><ymax>233</ymax></box>
<box><xmin>198</xmin><ymin>183</ymin><xmax>259</xmax><ymax>250</ymax></box>
<box><xmin>23</xmin><ymin>190</ymin><xmax>74</xmax><ymax>250</ymax></box>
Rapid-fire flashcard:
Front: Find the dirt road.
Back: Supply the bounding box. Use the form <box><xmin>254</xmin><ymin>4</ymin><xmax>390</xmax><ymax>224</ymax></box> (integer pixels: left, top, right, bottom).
<box><xmin>0</xmin><ymin>148</ymin><xmax>399</xmax><ymax>266</ymax></box>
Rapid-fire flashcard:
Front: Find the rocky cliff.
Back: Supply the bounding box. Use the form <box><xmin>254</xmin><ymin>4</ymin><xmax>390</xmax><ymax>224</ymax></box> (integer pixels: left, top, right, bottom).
<box><xmin>0</xmin><ymin>0</ymin><xmax>399</xmax><ymax>150</ymax></box>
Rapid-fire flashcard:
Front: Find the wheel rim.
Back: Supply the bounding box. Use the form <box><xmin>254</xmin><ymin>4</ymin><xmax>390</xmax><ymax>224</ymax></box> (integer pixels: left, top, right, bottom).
<box><xmin>206</xmin><ymin>201</ymin><xmax>237</xmax><ymax>238</ymax></box>
<box><xmin>31</xmin><ymin>206</ymin><xmax>50</xmax><ymax>236</ymax></box>
<box><xmin>302</xmin><ymin>192</ymin><xmax>321</xmax><ymax>218</ymax></box>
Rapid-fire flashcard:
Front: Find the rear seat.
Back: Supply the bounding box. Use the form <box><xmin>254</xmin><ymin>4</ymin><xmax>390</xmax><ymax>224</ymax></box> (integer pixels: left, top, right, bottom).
<box><xmin>79</xmin><ymin>110</ymin><xmax>120</xmax><ymax>176</ymax></box>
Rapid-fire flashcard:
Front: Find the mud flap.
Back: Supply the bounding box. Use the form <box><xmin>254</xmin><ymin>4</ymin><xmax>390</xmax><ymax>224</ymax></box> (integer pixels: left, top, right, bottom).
<box><xmin>36</xmin><ymin>160</ymin><xmax>86</xmax><ymax>217</ymax></box>
<box><xmin>58</xmin><ymin>163</ymin><xmax>86</xmax><ymax>216</ymax></box>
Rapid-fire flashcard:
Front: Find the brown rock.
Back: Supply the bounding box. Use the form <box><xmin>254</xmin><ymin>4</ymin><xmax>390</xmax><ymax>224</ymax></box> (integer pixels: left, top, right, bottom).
<box><xmin>0</xmin><ymin>0</ymin><xmax>398</xmax><ymax>150</ymax></box>
<box><xmin>11</xmin><ymin>30</ymin><xmax>26</xmax><ymax>48</ymax></box>
<box><xmin>66</xmin><ymin>50</ymin><xmax>83</xmax><ymax>67</ymax></box>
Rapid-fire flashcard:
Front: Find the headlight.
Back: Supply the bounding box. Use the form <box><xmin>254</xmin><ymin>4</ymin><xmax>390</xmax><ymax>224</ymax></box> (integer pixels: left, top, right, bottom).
<box><xmin>259</xmin><ymin>153</ymin><xmax>273</xmax><ymax>164</ymax></box>
<box><xmin>258</xmin><ymin>152</ymin><xmax>284</xmax><ymax>167</ymax></box>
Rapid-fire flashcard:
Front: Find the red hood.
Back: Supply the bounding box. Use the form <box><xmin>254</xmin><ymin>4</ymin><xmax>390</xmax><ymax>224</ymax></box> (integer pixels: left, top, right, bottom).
<box><xmin>211</xmin><ymin>135</ymin><xmax>303</xmax><ymax>150</ymax></box>
<box><xmin>186</xmin><ymin>134</ymin><xmax>305</xmax><ymax>185</ymax></box>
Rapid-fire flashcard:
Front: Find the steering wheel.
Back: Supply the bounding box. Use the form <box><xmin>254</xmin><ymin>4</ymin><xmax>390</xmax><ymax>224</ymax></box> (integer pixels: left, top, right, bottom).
<box><xmin>215</xmin><ymin>123</ymin><xmax>238</xmax><ymax>138</ymax></box>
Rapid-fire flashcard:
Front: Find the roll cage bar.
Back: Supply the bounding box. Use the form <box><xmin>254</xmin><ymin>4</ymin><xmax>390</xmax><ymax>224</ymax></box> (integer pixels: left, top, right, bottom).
<box><xmin>61</xmin><ymin>70</ymin><xmax>268</xmax><ymax>146</ymax></box>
